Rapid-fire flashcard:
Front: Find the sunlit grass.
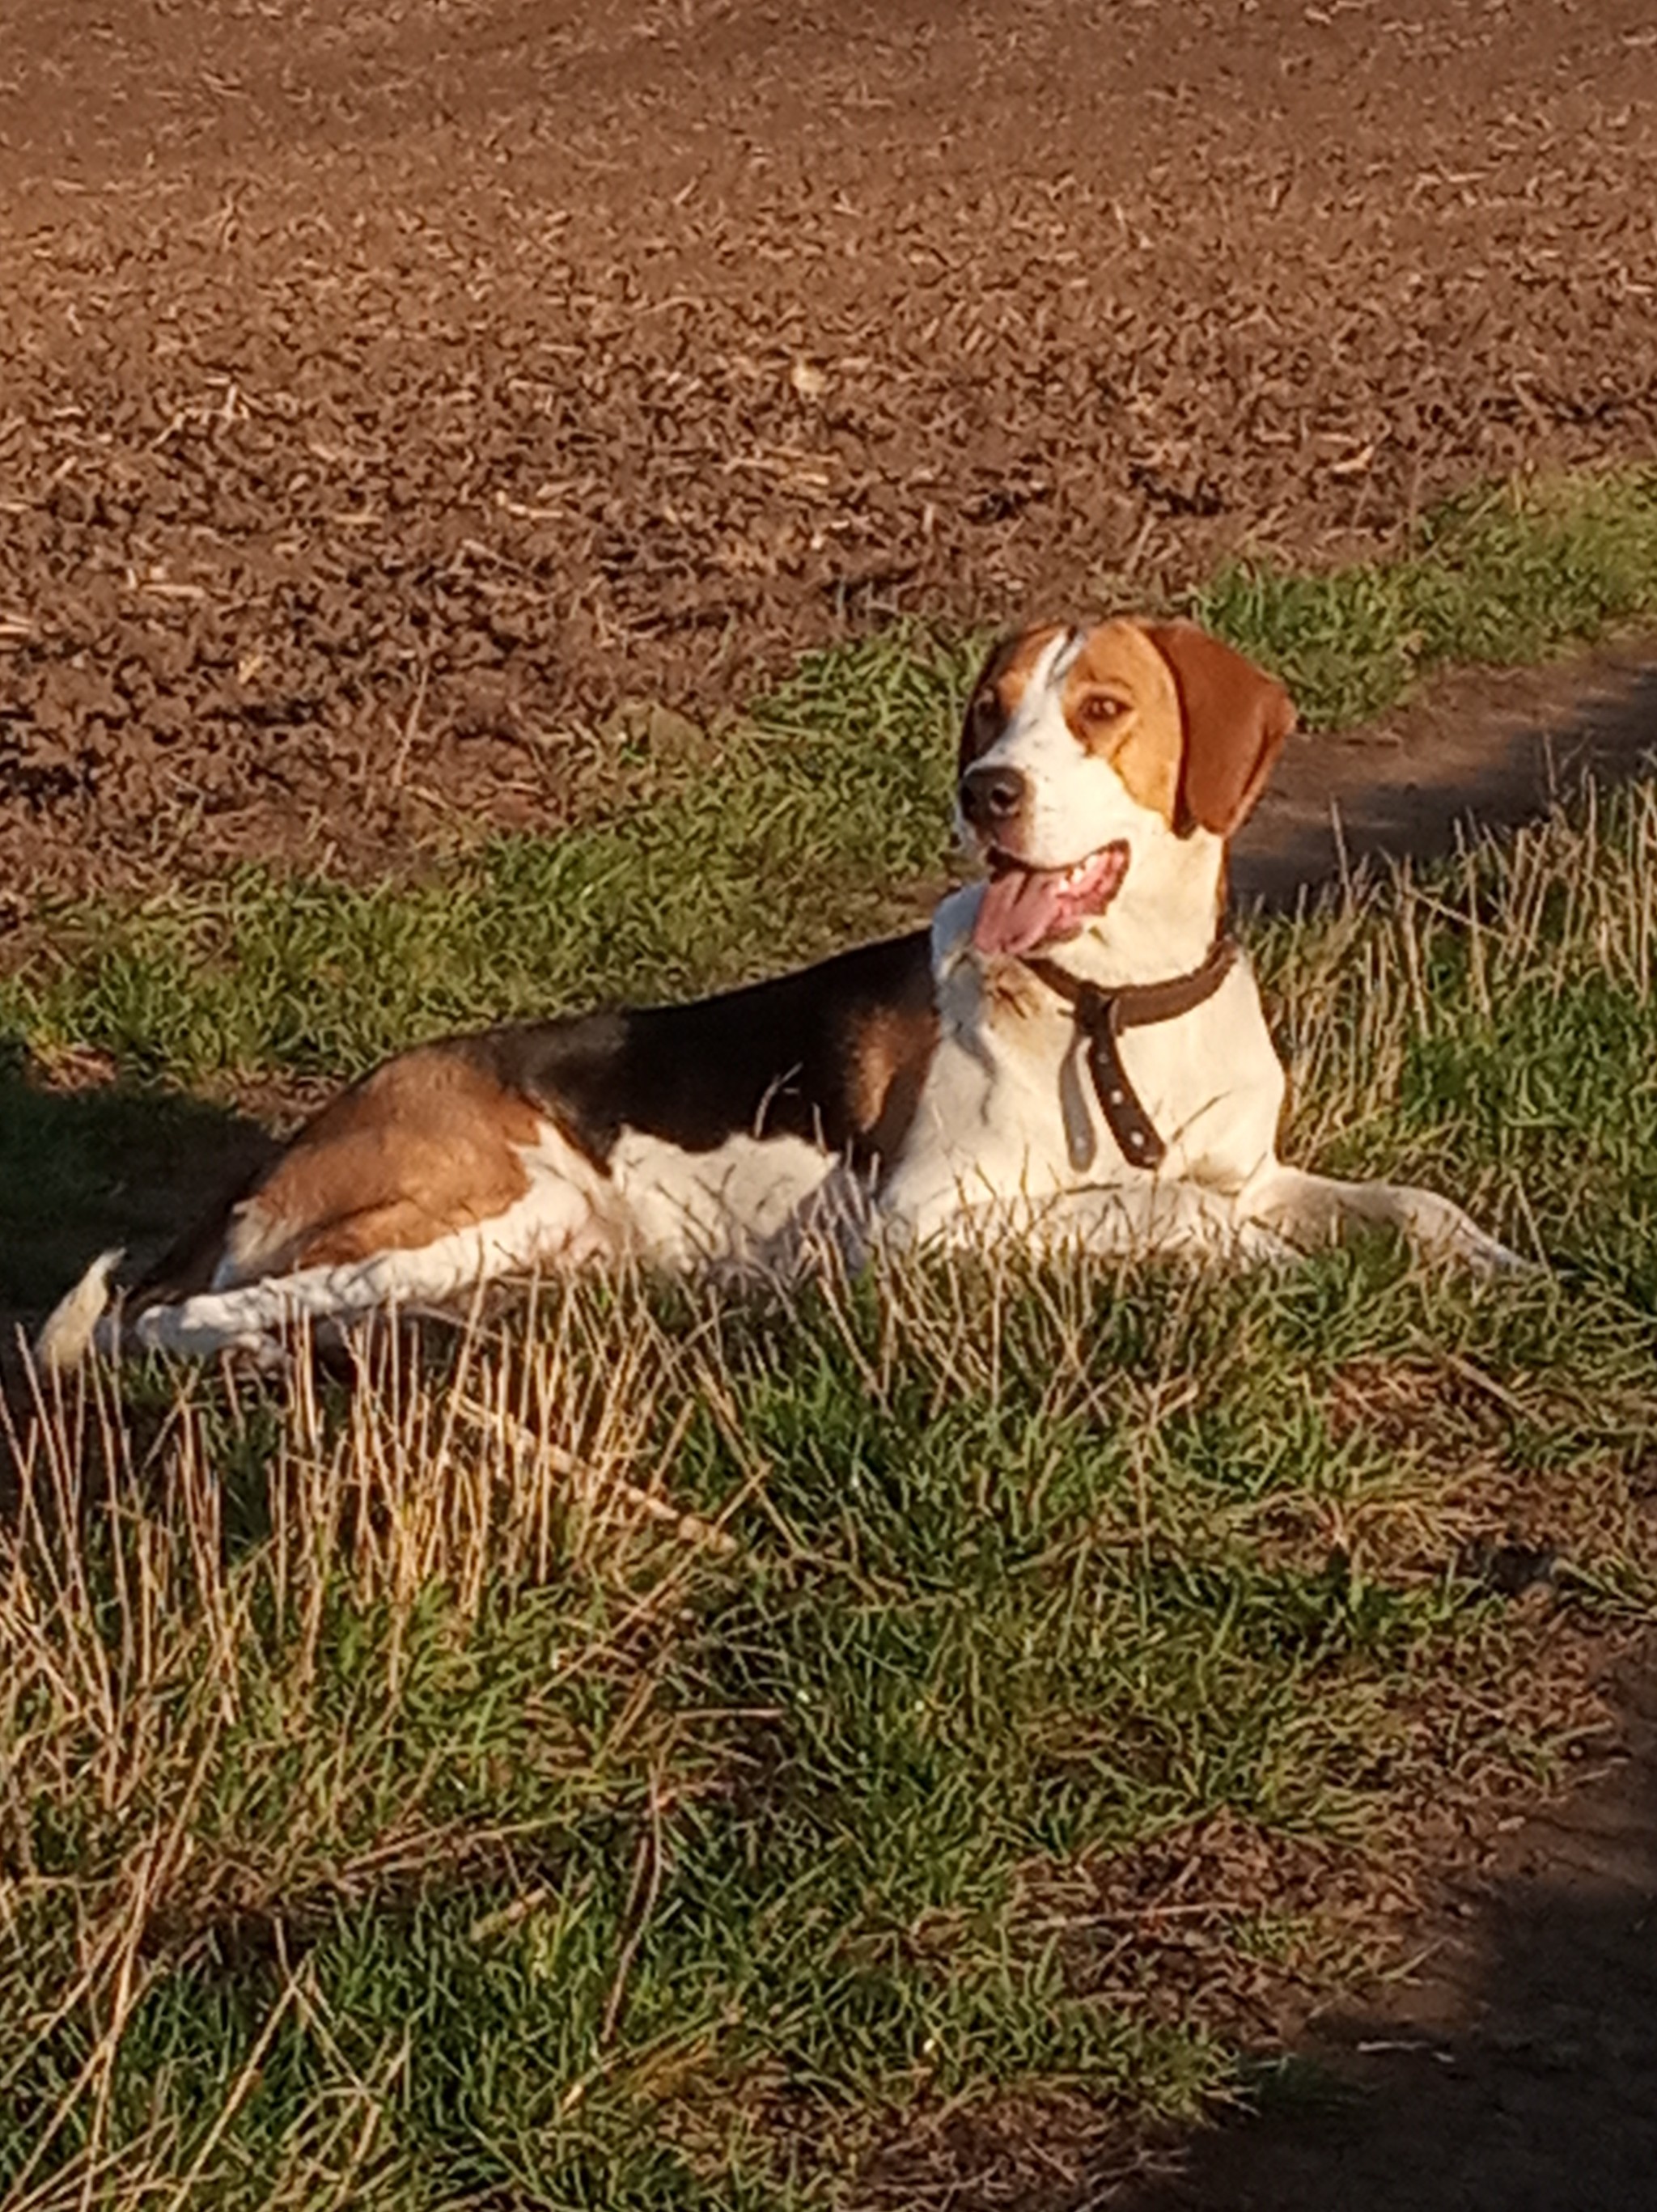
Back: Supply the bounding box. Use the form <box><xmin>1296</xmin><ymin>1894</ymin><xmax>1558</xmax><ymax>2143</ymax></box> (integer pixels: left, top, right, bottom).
<box><xmin>6</xmin><ymin>468</ymin><xmax>1657</xmax><ymax>1104</ymax></box>
<box><xmin>4</xmin><ymin>783</ymin><xmax>1655</xmax><ymax>2207</ymax></box>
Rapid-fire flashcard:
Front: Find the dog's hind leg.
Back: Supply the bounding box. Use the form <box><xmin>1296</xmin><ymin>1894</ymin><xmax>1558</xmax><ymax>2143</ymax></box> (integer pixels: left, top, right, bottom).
<box><xmin>36</xmin><ymin>1046</ymin><xmax>614</xmax><ymax>1368</ymax></box>
<box><xmin>96</xmin><ymin>1191</ymin><xmax>595</xmax><ymax>1364</ymax></box>
<box><xmin>1237</xmin><ymin>1163</ymin><xmax>1526</xmax><ymax>1273</ymax></box>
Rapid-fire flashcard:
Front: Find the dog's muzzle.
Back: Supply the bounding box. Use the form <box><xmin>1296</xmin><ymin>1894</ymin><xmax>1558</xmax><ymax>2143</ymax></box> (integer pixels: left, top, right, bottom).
<box><xmin>960</xmin><ymin>763</ymin><xmax>1028</xmax><ymax>835</ymax></box>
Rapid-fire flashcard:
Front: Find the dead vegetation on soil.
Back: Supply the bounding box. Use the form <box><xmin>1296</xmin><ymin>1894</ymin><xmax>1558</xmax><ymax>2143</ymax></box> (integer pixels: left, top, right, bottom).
<box><xmin>4</xmin><ymin>0</ymin><xmax>1657</xmax><ymax>896</ymax></box>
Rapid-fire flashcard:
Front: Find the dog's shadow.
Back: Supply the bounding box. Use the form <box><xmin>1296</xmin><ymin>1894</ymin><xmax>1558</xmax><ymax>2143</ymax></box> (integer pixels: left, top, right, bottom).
<box><xmin>0</xmin><ymin>1036</ymin><xmax>278</xmax><ymax>1346</ymax></box>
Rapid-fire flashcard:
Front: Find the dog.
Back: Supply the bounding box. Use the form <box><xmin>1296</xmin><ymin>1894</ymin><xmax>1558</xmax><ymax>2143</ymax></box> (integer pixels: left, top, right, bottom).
<box><xmin>36</xmin><ymin>616</ymin><xmax>1519</xmax><ymax>1367</ymax></box>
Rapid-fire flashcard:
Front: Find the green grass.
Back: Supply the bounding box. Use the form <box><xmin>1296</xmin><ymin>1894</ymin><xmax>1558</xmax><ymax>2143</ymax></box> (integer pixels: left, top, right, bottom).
<box><xmin>4</xmin><ymin>465</ymin><xmax>1657</xmax><ymax>2203</ymax></box>
<box><xmin>1201</xmin><ymin>469</ymin><xmax>1657</xmax><ymax>726</ymax></box>
<box><xmin>7</xmin><ymin>468</ymin><xmax>1657</xmax><ymax>1103</ymax></box>
<box><xmin>4</xmin><ymin>782</ymin><xmax>1657</xmax><ymax>2209</ymax></box>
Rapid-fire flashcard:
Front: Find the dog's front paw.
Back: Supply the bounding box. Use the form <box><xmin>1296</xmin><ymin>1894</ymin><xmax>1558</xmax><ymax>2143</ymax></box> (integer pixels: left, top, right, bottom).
<box><xmin>1456</xmin><ymin>1226</ymin><xmax>1537</xmax><ymax>1278</ymax></box>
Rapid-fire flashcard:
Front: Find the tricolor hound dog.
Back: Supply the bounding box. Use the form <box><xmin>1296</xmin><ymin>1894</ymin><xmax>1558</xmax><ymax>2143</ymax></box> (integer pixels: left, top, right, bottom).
<box><xmin>38</xmin><ymin>617</ymin><xmax>1518</xmax><ymax>1367</ymax></box>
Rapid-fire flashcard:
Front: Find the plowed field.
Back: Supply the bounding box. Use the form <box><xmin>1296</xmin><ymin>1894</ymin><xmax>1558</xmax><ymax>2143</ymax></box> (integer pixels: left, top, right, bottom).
<box><xmin>4</xmin><ymin>0</ymin><xmax>1657</xmax><ymax>896</ymax></box>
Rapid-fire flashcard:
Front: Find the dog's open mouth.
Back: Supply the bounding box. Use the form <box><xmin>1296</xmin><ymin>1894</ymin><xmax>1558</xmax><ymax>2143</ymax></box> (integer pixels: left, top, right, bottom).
<box><xmin>972</xmin><ymin>840</ymin><xmax>1130</xmax><ymax>957</ymax></box>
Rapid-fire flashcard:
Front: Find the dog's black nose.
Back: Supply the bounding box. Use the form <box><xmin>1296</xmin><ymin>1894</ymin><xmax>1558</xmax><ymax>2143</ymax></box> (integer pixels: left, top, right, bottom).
<box><xmin>960</xmin><ymin>763</ymin><xmax>1028</xmax><ymax>831</ymax></box>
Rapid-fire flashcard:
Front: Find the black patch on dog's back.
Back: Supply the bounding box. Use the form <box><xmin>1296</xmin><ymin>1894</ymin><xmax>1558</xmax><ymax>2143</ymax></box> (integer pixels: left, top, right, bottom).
<box><xmin>457</xmin><ymin>931</ymin><xmax>938</xmax><ymax>1174</ymax></box>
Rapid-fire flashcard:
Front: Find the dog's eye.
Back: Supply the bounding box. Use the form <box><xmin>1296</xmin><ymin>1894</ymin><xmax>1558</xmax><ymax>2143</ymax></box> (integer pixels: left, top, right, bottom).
<box><xmin>1079</xmin><ymin>693</ymin><xmax>1126</xmax><ymax>725</ymax></box>
<box><xmin>970</xmin><ymin>693</ymin><xmax>999</xmax><ymax>733</ymax></box>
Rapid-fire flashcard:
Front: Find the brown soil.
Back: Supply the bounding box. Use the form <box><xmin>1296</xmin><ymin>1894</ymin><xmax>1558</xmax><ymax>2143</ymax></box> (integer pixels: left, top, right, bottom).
<box><xmin>5</xmin><ymin>0</ymin><xmax>1657</xmax><ymax>898</ymax></box>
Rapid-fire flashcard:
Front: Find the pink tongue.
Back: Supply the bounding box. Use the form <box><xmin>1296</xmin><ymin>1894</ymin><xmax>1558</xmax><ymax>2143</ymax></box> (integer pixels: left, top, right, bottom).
<box><xmin>973</xmin><ymin>868</ymin><xmax>1069</xmax><ymax>957</ymax></box>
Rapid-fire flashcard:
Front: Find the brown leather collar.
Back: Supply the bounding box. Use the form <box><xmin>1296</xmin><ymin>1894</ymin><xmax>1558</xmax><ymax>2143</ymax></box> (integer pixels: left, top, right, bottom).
<box><xmin>1020</xmin><ymin>934</ymin><xmax>1239</xmax><ymax>1168</ymax></box>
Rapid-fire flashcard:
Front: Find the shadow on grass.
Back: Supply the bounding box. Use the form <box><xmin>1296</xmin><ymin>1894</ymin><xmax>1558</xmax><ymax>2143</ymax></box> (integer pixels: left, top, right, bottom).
<box><xmin>0</xmin><ymin>1036</ymin><xmax>277</xmax><ymax>1337</ymax></box>
<box><xmin>1117</xmin><ymin>1655</ymin><xmax>1657</xmax><ymax>2212</ymax></box>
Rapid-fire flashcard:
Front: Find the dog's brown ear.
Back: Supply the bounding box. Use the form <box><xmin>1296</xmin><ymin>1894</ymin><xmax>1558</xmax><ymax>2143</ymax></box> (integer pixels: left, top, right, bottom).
<box><xmin>1142</xmin><ymin>621</ymin><xmax>1296</xmax><ymax>837</ymax></box>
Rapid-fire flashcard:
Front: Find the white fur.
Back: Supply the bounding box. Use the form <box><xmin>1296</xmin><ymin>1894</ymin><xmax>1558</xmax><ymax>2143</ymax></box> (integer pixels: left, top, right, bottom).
<box><xmin>873</xmin><ymin>887</ymin><xmax>1288</xmax><ymax>1250</ymax></box>
<box><xmin>36</xmin><ymin>1248</ymin><xmax>125</xmax><ymax>1371</ymax></box>
<box><xmin>608</xmin><ymin>1127</ymin><xmax>836</xmax><ymax>1269</ymax></box>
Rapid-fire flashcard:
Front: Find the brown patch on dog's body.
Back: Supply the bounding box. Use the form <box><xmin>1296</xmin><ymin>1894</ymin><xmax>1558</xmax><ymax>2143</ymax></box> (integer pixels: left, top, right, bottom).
<box><xmin>220</xmin><ymin>1049</ymin><xmax>545</xmax><ymax>1282</ymax></box>
<box><xmin>848</xmin><ymin>998</ymin><xmax>943</xmax><ymax>1159</ymax></box>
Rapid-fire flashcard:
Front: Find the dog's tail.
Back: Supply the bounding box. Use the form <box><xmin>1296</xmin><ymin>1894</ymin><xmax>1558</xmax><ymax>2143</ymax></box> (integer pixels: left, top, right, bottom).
<box><xmin>34</xmin><ymin>1249</ymin><xmax>125</xmax><ymax>1371</ymax></box>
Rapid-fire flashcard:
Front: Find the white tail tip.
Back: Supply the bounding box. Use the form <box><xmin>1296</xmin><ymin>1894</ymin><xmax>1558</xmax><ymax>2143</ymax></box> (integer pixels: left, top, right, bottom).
<box><xmin>35</xmin><ymin>1249</ymin><xmax>125</xmax><ymax>1371</ymax></box>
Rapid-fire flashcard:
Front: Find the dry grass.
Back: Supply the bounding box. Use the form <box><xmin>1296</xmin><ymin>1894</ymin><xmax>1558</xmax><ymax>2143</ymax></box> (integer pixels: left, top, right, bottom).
<box><xmin>2</xmin><ymin>785</ymin><xmax>1655</xmax><ymax>2208</ymax></box>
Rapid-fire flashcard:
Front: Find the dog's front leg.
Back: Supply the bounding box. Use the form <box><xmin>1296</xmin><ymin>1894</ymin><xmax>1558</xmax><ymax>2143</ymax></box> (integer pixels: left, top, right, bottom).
<box><xmin>1237</xmin><ymin>1163</ymin><xmax>1528</xmax><ymax>1273</ymax></box>
<box><xmin>870</xmin><ymin>1177</ymin><xmax>1290</xmax><ymax>1265</ymax></box>
<box><xmin>1026</xmin><ymin>1179</ymin><xmax>1291</xmax><ymax>1265</ymax></box>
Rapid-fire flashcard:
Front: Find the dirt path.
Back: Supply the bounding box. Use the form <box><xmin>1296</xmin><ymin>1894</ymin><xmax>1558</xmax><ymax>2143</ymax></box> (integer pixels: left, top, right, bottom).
<box><xmin>5</xmin><ymin>0</ymin><xmax>1657</xmax><ymax>896</ymax></box>
<box><xmin>1237</xmin><ymin>633</ymin><xmax>1657</xmax><ymax>902</ymax></box>
<box><xmin>1116</xmin><ymin>1655</ymin><xmax>1657</xmax><ymax>2212</ymax></box>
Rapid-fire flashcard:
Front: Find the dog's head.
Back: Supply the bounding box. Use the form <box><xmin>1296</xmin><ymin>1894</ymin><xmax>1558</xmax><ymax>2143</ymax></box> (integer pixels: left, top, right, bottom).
<box><xmin>956</xmin><ymin>617</ymin><xmax>1295</xmax><ymax>960</ymax></box>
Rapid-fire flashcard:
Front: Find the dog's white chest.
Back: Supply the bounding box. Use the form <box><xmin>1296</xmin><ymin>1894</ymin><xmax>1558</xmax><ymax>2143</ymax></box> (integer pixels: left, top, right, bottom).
<box><xmin>880</xmin><ymin>954</ymin><xmax>1284</xmax><ymax>1242</ymax></box>
<box><xmin>879</xmin><ymin>982</ymin><xmax>1076</xmax><ymax>1235</ymax></box>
